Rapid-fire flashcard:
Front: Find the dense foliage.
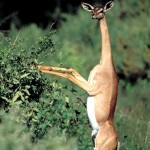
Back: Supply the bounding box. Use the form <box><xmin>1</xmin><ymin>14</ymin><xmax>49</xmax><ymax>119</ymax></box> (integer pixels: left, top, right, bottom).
<box><xmin>0</xmin><ymin>0</ymin><xmax>150</xmax><ymax>150</ymax></box>
<box><xmin>0</xmin><ymin>24</ymin><xmax>92</xmax><ymax>149</ymax></box>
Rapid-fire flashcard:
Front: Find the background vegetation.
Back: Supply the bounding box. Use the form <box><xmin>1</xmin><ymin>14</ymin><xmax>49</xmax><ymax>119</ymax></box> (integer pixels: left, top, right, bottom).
<box><xmin>0</xmin><ymin>0</ymin><xmax>150</xmax><ymax>149</ymax></box>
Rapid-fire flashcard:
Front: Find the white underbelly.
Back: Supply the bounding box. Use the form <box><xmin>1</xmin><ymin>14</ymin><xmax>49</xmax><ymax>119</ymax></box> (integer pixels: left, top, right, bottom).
<box><xmin>87</xmin><ymin>96</ymin><xmax>99</xmax><ymax>131</ymax></box>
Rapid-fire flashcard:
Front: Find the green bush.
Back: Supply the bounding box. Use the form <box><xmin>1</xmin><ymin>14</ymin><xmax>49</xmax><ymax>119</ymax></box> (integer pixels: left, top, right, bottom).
<box><xmin>0</xmin><ymin>107</ymin><xmax>77</xmax><ymax>150</ymax></box>
<box><xmin>0</xmin><ymin>25</ymin><xmax>92</xmax><ymax>149</ymax></box>
<box><xmin>0</xmin><ymin>26</ymin><xmax>49</xmax><ymax>108</ymax></box>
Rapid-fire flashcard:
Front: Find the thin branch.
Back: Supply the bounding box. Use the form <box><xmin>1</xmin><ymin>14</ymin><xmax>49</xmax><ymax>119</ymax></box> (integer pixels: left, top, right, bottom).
<box><xmin>0</xmin><ymin>12</ymin><xmax>18</xmax><ymax>27</ymax></box>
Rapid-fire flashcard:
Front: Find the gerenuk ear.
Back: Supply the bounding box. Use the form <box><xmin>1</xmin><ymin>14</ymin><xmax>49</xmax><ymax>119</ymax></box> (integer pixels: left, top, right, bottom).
<box><xmin>81</xmin><ymin>2</ymin><xmax>94</xmax><ymax>12</ymax></box>
<box><xmin>104</xmin><ymin>1</ymin><xmax>114</xmax><ymax>12</ymax></box>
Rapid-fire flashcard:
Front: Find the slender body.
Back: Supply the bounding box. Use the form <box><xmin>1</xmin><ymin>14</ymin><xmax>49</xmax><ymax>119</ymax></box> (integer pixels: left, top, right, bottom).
<box><xmin>37</xmin><ymin>1</ymin><xmax>119</xmax><ymax>150</ymax></box>
<box><xmin>86</xmin><ymin>16</ymin><xmax>119</xmax><ymax>150</ymax></box>
<box><xmin>82</xmin><ymin>2</ymin><xmax>119</xmax><ymax>149</ymax></box>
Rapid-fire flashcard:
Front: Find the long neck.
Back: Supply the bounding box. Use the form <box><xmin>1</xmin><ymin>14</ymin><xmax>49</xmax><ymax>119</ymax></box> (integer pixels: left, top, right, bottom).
<box><xmin>99</xmin><ymin>16</ymin><xmax>112</xmax><ymax>64</ymax></box>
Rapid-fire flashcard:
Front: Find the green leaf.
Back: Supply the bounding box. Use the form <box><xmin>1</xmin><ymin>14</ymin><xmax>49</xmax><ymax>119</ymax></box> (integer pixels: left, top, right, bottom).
<box><xmin>13</xmin><ymin>78</ymin><xmax>19</xmax><ymax>84</ymax></box>
<box><xmin>20</xmin><ymin>73</ymin><xmax>30</xmax><ymax>79</ymax></box>
<box><xmin>12</xmin><ymin>91</ymin><xmax>20</xmax><ymax>102</ymax></box>
<box><xmin>14</xmin><ymin>101</ymin><xmax>22</xmax><ymax>105</ymax></box>
<box><xmin>25</xmin><ymin>85</ymin><xmax>30</xmax><ymax>89</ymax></box>
<box><xmin>20</xmin><ymin>92</ymin><xmax>25</xmax><ymax>101</ymax></box>
<box><xmin>22</xmin><ymin>89</ymin><xmax>30</xmax><ymax>95</ymax></box>
<box><xmin>65</xmin><ymin>96</ymin><xmax>69</xmax><ymax>103</ymax></box>
<box><xmin>32</xmin><ymin>118</ymin><xmax>38</xmax><ymax>122</ymax></box>
<box><xmin>1</xmin><ymin>96</ymin><xmax>10</xmax><ymax>102</ymax></box>
<box><xmin>33</xmin><ymin>108</ymin><xmax>39</xmax><ymax>112</ymax></box>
